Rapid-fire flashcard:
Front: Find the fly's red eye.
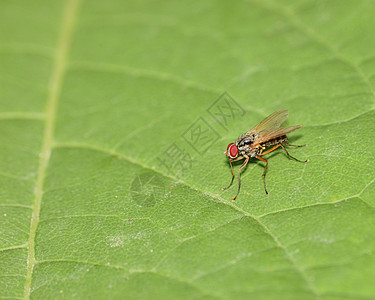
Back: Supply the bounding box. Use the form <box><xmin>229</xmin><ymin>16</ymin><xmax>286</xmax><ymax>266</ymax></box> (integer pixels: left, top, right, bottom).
<box><xmin>227</xmin><ymin>143</ymin><xmax>238</xmax><ymax>158</ymax></box>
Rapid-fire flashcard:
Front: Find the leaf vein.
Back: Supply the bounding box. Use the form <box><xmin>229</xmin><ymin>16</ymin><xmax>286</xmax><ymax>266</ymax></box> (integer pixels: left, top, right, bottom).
<box><xmin>0</xmin><ymin>243</ymin><xmax>28</xmax><ymax>253</ymax></box>
<box><xmin>69</xmin><ymin>61</ymin><xmax>222</xmax><ymax>95</ymax></box>
<box><xmin>252</xmin><ymin>0</ymin><xmax>375</xmax><ymax>101</ymax></box>
<box><xmin>23</xmin><ymin>0</ymin><xmax>82</xmax><ymax>299</ymax></box>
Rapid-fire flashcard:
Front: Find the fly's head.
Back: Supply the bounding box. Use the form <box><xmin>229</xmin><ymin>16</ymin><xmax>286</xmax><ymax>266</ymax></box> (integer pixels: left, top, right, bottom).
<box><xmin>225</xmin><ymin>143</ymin><xmax>238</xmax><ymax>160</ymax></box>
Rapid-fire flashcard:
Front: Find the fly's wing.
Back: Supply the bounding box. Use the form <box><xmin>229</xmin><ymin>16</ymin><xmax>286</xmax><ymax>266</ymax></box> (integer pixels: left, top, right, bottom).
<box><xmin>247</xmin><ymin>109</ymin><xmax>289</xmax><ymax>134</ymax></box>
<box><xmin>251</xmin><ymin>125</ymin><xmax>302</xmax><ymax>147</ymax></box>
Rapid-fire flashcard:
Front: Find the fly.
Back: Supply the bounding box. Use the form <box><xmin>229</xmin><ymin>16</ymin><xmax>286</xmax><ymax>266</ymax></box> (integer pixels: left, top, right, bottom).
<box><xmin>223</xmin><ymin>109</ymin><xmax>308</xmax><ymax>200</ymax></box>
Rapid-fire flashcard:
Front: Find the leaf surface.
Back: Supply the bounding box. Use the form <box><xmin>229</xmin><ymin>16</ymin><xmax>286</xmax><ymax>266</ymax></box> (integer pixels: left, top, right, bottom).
<box><xmin>1</xmin><ymin>0</ymin><xmax>375</xmax><ymax>299</ymax></box>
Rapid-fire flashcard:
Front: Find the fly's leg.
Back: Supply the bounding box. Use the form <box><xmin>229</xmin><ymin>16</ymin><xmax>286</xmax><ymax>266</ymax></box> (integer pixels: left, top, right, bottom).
<box><xmin>256</xmin><ymin>156</ymin><xmax>269</xmax><ymax>195</ymax></box>
<box><xmin>222</xmin><ymin>160</ymin><xmax>235</xmax><ymax>190</ymax></box>
<box><xmin>260</xmin><ymin>144</ymin><xmax>281</xmax><ymax>156</ymax></box>
<box><xmin>284</xmin><ymin>141</ymin><xmax>307</xmax><ymax>148</ymax></box>
<box><xmin>257</xmin><ymin>143</ymin><xmax>308</xmax><ymax>195</ymax></box>
<box><xmin>280</xmin><ymin>144</ymin><xmax>309</xmax><ymax>163</ymax></box>
<box><xmin>232</xmin><ymin>156</ymin><xmax>249</xmax><ymax>201</ymax></box>
<box><xmin>257</xmin><ymin>144</ymin><xmax>282</xmax><ymax>195</ymax></box>
<box><xmin>222</xmin><ymin>156</ymin><xmax>244</xmax><ymax>190</ymax></box>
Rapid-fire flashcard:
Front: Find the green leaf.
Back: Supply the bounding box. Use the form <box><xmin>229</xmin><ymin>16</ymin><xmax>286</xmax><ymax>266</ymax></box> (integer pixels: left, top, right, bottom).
<box><xmin>1</xmin><ymin>0</ymin><xmax>375</xmax><ymax>299</ymax></box>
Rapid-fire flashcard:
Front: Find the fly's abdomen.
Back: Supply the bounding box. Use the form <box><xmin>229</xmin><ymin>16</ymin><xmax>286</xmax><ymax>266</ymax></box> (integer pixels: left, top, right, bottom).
<box><xmin>262</xmin><ymin>135</ymin><xmax>288</xmax><ymax>147</ymax></box>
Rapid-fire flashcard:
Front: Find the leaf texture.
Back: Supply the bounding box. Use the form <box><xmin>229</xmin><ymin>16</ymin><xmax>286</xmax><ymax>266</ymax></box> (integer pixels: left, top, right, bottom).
<box><xmin>1</xmin><ymin>0</ymin><xmax>375</xmax><ymax>299</ymax></box>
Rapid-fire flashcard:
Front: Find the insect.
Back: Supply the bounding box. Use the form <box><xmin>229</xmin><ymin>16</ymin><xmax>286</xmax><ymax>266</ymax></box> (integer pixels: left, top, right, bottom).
<box><xmin>223</xmin><ymin>109</ymin><xmax>308</xmax><ymax>200</ymax></box>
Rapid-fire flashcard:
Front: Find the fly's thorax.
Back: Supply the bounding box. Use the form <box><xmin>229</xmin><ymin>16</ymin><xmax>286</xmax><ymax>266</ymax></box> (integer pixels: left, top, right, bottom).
<box><xmin>236</xmin><ymin>133</ymin><xmax>259</xmax><ymax>157</ymax></box>
<box><xmin>236</xmin><ymin>133</ymin><xmax>257</xmax><ymax>151</ymax></box>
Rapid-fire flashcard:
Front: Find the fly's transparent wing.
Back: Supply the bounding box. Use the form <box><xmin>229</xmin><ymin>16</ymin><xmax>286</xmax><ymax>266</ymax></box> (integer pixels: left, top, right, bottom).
<box><xmin>251</xmin><ymin>125</ymin><xmax>302</xmax><ymax>147</ymax></box>
<box><xmin>247</xmin><ymin>109</ymin><xmax>289</xmax><ymax>134</ymax></box>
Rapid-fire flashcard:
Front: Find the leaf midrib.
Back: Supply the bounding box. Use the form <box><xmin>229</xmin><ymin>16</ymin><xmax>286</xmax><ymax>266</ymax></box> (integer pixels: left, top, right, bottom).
<box><xmin>23</xmin><ymin>0</ymin><xmax>81</xmax><ymax>299</ymax></box>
